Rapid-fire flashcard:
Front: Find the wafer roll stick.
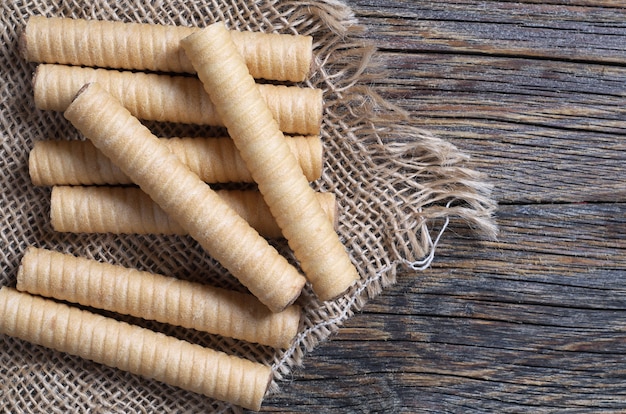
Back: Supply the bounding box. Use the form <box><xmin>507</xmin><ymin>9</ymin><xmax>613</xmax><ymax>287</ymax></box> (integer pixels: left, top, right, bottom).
<box><xmin>29</xmin><ymin>135</ymin><xmax>323</xmax><ymax>186</ymax></box>
<box><xmin>17</xmin><ymin>247</ymin><xmax>302</xmax><ymax>349</ymax></box>
<box><xmin>34</xmin><ymin>64</ymin><xmax>323</xmax><ymax>135</ymax></box>
<box><xmin>182</xmin><ymin>24</ymin><xmax>359</xmax><ymax>301</ymax></box>
<box><xmin>21</xmin><ymin>16</ymin><xmax>312</xmax><ymax>82</ymax></box>
<box><xmin>64</xmin><ymin>82</ymin><xmax>306</xmax><ymax>313</ymax></box>
<box><xmin>0</xmin><ymin>287</ymin><xmax>271</xmax><ymax>410</ymax></box>
<box><xmin>51</xmin><ymin>186</ymin><xmax>337</xmax><ymax>239</ymax></box>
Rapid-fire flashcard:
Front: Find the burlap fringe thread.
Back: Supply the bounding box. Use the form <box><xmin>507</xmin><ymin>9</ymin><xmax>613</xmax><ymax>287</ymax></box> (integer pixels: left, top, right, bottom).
<box><xmin>0</xmin><ymin>1</ymin><xmax>497</xmax><ymax>412</ymax></box>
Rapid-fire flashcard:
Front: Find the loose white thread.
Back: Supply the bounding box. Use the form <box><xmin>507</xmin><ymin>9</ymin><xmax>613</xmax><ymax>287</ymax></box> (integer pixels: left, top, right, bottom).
<box><xmin>399</xmin><ymin>213</ymin><xmax>450</xmax><ymax>272</ymax></box>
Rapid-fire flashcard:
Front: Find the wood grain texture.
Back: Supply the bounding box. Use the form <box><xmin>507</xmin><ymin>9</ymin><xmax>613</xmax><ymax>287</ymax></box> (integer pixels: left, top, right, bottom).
<box><xmin>356</xmin><ymin>0</ymin><xmax>626</xmax><ymax>63</ymax></box>
<box><xmin>261</xmin><ymin>1</ymin><xmax>626</xmax><ymax>412</ymax></box>
<box><xmin>374</xmin><ymin>52</ymin><xmax>626</xmax><ymax>203</ymax></box>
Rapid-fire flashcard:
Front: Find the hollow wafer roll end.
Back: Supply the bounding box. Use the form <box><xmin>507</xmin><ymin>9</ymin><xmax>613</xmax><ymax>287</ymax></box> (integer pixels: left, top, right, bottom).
<box><xmin>20</xmin><ymin>16</ymin><xmax>49</xmax><ymax>62</ymax></box>
<box><xmin>18</xmin><ymin>20</ymin><xmax>29</xmax><ymax>61</ymax></box>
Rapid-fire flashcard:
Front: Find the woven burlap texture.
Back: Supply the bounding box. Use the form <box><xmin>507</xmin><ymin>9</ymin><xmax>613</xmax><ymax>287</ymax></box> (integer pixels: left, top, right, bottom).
<box><xmin>0</xmin><ymin>0</ymin><xmax>497</xmax><ymax>412</ymax></box>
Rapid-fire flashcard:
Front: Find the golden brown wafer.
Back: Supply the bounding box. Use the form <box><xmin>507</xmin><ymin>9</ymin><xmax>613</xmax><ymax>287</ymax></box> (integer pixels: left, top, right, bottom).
<box><xmin>34</xmin><ymin>64</ymin><xmax>323</xmax><ymax>135</ymax></box>
<box><xmin>64</xmin><ymin>82</ymin><xmax>305</xmax><ymax>313</ymax></box>
<box><xmin>16</xmin><ymin>247</ymin><xmax>302</xmax><ymax>348</ymax></box>
<box><xmin>21</xmin><ymin>16</ymin><xmax>312</xmax><ymax>82</ymax></box>
<box><xmin>181</xmin><ymin>23</ymin><xmax>359</xmax><ymax>301</ymax></box>
<box><xmin>29</xmin><ymin>135</ymin><xmax>323</xmax><ymax>186</ymax></box>
<box><xmin>50</xmin><ymin>186</ymin><xmax>337</xmax><ymax>239</ymax></box>
<box><xmin>0</xmin><ymin>287</ymin><xmax>272</xmax><ymax>410</ymax></box>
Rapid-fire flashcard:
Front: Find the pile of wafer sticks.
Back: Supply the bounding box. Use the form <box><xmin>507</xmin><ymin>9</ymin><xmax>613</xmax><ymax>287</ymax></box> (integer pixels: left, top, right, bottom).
<box><xmin>1</xmin><ymin>16</ymin><xmax>360</xmax><ymax>411</ymax></box>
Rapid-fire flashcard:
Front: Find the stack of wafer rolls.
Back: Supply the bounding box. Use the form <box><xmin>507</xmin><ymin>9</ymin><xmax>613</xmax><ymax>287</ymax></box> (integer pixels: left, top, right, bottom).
<box><xmin>4</xmin><ymin>15</ymin><xmax>362</xmax><ymax>410</ymax></box>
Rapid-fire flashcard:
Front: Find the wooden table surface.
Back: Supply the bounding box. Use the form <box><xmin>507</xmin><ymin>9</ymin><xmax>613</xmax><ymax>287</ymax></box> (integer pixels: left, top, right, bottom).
<box><xmin>262</xmin><ymin>1</ymin><xmax>626</xmax><ymax>412</ymax></box>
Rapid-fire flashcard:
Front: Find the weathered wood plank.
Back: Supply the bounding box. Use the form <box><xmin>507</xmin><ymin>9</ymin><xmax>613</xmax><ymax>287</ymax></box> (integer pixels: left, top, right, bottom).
<box><xmin>267</xmin><ymin>338</ymin><xmax>626</xmax><ymax>412</ymax></box>
<box><xmin>352</xmin><ymin>0</ymin><xmax>626</xmax><ymax>203</ymax></box>
<box><xmin>376</xmin><ymin>53</ymin><xmax>626</xmax><ymax>135</ymax></box>
<box><xmin>262</xmin><ymin>203</ymin><xmax>626</xmax><ymax>412</ymax></box>
<box><xmin>353</xmin><ymin>0</ymin><xmax>626</xmax><ymax>64</ymax></box>
<box><xmin>260</xmin><ymin>1</ymin><xmax>626</xmax><ymax>412</ymax></box>
<box><xmin>369</xmin><ymin>52</ymin><xmax>626</xmax><ymax>204</ymax></box>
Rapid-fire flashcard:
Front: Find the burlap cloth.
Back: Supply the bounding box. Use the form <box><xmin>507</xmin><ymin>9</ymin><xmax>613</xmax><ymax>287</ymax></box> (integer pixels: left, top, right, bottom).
<box><xmin>0</xmin><ymin>0</ymin><xmax>497</xmax><ymax>412</ymax></box>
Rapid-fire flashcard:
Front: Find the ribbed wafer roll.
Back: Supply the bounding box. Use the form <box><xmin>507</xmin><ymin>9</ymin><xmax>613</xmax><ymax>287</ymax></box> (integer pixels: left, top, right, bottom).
<box><xmin>64</xmin><ymin>82</ymin><xmax>306</xmax><ymax>313</ymax></box>
<box><xmin>16</xmin><ymin>247</ymin><xmax>302</xmax><ymax>349</ymax></box>
<box><xmin>0</xmin><ymin>287</ymin><xmax>272</xmax><ymax>410</ymax></box>
<box><xmin>34</xmin><ymin>64</ymin><xmax>323</xmax><ymax>135</ymax></box>
<box><xmin>29</xmin><ymin>135</ymin><xmax>323</xmax><ymax>186</ymax></box>
<box><xmin>181</xmin><ymin>23</ymin><xmax>359</xmax><ymax>301</ymax></box>
<box><xmin>51</xmin><ymin>186</ymin><xmax>337</xmax><ymax>239</ymax></box>
<box><xmin>20</xmin><ymin>16</ymin><xmax>313</xmax><ymax>82</ymax></box>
